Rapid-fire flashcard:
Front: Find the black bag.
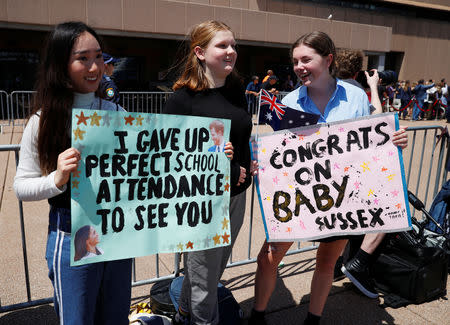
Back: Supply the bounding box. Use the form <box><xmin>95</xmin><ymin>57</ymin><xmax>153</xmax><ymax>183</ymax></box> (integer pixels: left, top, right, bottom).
<box><xmin>372</xmin><ymin>227</ymin><xmax>448</xmax><ymax>308</ymax></box>
<box><xmin>150</xmin><ymin>276</ymin><xmax>243</xmax><ymax>324</ymax></box>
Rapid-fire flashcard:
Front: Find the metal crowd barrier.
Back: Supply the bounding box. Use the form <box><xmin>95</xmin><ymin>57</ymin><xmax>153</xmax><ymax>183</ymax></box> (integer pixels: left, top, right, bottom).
<box><xmin>9</xmin><ymin>91</ymin><xmax>34</xmax><ymax>127</ymax></box>
<box><xmin>1</xmin><ymin>114</ymin><xmax>448</xmax><ymax>314</ymax></box>
<box><xmin>0</xmin><ymin>91</ymin><xmax>10</xmax><ymax>126</ymax></box>
<box><xmin>120</xmin><ymin>92</ymin><xmax>172</xmax><ymax>114</ymax></box>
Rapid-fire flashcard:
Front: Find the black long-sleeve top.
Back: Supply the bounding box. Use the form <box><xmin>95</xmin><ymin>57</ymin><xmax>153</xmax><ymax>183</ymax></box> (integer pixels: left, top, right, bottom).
<box><xmin>163</xmin><ymin>86</ymin><xmax>252</xmax><ymax>196</ymax></box>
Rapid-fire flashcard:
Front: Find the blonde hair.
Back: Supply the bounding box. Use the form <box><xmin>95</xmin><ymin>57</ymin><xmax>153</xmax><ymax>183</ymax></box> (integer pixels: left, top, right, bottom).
<box><xmin>173</xmin><ymin>20</ymin><xmax>234</xmax><ymax>92</ymax></box>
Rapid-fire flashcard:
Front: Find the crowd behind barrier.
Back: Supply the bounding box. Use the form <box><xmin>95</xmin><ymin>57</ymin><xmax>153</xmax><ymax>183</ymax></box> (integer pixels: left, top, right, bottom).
<box><xmin>0</xmin><ymin>90</ymin><xmax>448</xmax><ymax>314</ymax></box>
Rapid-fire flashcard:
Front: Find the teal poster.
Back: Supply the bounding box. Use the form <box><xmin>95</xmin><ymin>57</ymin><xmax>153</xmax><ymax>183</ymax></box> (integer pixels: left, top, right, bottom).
<box><xmin>70</xmin><ymin>109</ymin><xmax>231</xmax><ymax>265</ymax></box>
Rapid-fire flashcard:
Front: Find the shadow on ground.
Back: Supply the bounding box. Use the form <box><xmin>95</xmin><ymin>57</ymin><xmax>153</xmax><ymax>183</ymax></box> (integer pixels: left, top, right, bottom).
<box><xmin>0</xmin><ymin>305</ymin><xmax>58</xmax><ymax>325</ymax></box>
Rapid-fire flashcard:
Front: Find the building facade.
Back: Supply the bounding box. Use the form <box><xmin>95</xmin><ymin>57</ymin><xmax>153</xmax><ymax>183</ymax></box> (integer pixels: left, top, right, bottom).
<box><xmin>0</xmin><ymin>0</ymin><xmax>448</xmax><ymax>90</ymax></box>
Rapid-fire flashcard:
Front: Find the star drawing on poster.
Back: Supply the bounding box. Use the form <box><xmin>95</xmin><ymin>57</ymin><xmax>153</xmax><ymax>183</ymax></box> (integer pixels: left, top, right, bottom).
<box><xmin>222</xmin><ymin>233</ymin><xmax>230</xmax><ymax>244</ymax></box>
<box><xmin>186</xmin><ymin>241</ymin><xmax>194</xmax><ymax>249</ymax></box>
<box><xmin>72</xmin><ymin>169</ymin><xmax>81</xmax><ymax>178</ymax></box>
<box><xmin>177</xmin><ymin>243</ymin><xmax>183</xmax><ymax>251</ymax></box>
<box><xmin>224</xmin><ymin>183</ymin><xmax>230</xmax><ymax>192</ymax></box>
<box><xmin>72</xmin><ymin>179</ymin><xmax>79</xmax><ymax>189</ymax></box>
<box><xmin>73</xmin><ymin>127</ymin><xmax>85</xmax><ymax>140</ymax></box>
<box><xmin>222</xmin><ymin>217</ymin><xmax>229</xmax><ymax>230</ymax></box>
<box><xmin>102</xmin><ymin>113</ymin><xmax>111</xmax><ymax>127</ymax></box>
<box><xmin>124</xmin><ymin>115</ymin><xmax>135</xmax><ymax>125</ymax></box>
<box><xmin>76</xmin><ymin>111</ymin><xmax>90</xmax><ymax>125</ymax></box>
<box><xmin>213</xmin><ymin>234</ymin><xmax>221</xmax><ymax>245</ymax></box>
<box><xmin>136</xmin><ymin>115</ymin><xmax>144</xmax><ymax>126</ymax></box>
<box><xmin>361</xmin><ymin>162</ymin><xmax>370</xmax><ymax>172</ymax></box>
<box><xmin>90</xmin><ymin>112</ymin><xmax>102</xmax><ymax>126</ymax></box>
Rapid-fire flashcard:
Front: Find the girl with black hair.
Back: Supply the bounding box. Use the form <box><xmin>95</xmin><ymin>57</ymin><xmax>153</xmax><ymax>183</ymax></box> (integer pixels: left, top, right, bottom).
<box><xmin>13</xmin><ymin>21</ymin><xmax>131</xmax><ymax>324</ymax></box>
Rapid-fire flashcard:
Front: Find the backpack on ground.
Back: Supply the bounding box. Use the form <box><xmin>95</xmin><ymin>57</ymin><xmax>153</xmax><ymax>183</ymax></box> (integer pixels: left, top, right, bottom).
<box><xmin>371</xmin><ymin>223</ymin><xmax>448</xmax><ymax>308</ymax></box>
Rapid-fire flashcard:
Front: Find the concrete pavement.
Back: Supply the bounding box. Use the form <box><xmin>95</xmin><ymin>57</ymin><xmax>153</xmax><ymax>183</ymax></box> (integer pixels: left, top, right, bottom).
<box><xmin>0</xmin><ymin>118</ymin><xmax>449</xmax><ymax>324</ymax></box>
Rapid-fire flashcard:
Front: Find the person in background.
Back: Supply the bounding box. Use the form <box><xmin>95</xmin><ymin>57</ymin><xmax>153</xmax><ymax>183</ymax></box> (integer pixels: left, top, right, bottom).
<box><xmin>282</xmin><ymin>75</ymin><xmax>294</xmax><ymax>91</ymax></box>
<box><xmin>261</xmin><ymin>75</ymin><xmax>279</xmax><ymax>95</ymax></box>
<box><xmin>335</xmin><ymin>48</ymin><xmax>382</xmax><ymax>114</ymax></box>
<box><xmin>412</xmin><ymin>79</ymin><xmax>434</xmax><ymax>120</ymax></box>
<box><xmin>262</xmin><ymin>69</ymin><xmax>274</xmax><ymax>83</ymax></box>
<box><xmin>99</xmin><ymin>52</ymin><xmax>121</xmax><ymax>104</ymax></box>
<box><xmin>245</xmin><ymin>75</ymin><xmax>261</xmax><ymax>114</ymax></box>
<box><xmin>163</xmin><ymin>20</ymin><xmax>255</xmax><ymax>325</ymax></box>
<box><xmin>13</xmin><ymin>21</ymin><xmax>132</xmax><ymax>324</ymax></box>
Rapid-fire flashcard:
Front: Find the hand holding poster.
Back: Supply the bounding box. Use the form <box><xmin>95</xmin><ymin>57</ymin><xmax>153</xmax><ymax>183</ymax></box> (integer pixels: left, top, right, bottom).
<box><xmin>70</xmin><ymin>109</ymin><xmax>232</xmax><ymax>265</ymax></box>
<box><xmin>252</xmin><ymin>113</ymin><xmax>411</xmax><ymax>242</ymax></box>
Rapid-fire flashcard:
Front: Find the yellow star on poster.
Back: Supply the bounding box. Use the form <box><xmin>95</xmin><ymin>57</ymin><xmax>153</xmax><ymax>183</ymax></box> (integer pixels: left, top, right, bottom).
<box><xmin>266</xmin><ymin>196</ymin><xmax>271</xmax><ymax>201</ymax></box>
<box><xmin>72</xmin><ymin>179</ymin><xmax>79</xmax><ymax>189</ymax></box>
<box><xmin>288</xmin><ymin>185</ymin><xmax>293</xmax><ymax>189</ymax></box>
<box><xmin>90</xmin><ymin>112</ymin><xmax>102</xmax><ymax>126</ymax></box>
<box><xmin>76</xmin><ymin>111</ymin><xmax>90</xmax><ymax>125</ymax></box>
<box><xmin>177</xmin><ymin>243</ymin><xmax>183</xmax><ymax>251</ymax></box>
<box><xmin>186</xmin><ymin>241</ymin><xmax>194</xmax><ymax>249</ymax></box>
<box><xmin>222</xmin><ymin>217</ymin><xmax>229</xmax><ymax>230</ymax></box>
<box><xmin>361</xmin><ymin>162</ymin><xmax>370</xmax><ymax>172</ymax></box>
<box><xmin>387</xmin><ymin>174</ymin><xmax>395</xmax><ymax>181</ymax></box>
<box><xmin>72</xmin><ymin>169</ymin><xmax>81</xmax><ymax>178</ymax></box>
<box><xmin>262</xmin><ymin>148</ymin><xmax>266</xmax><ymax>153</ymax></box>
<box><xmin>368</xmin><ymin>189</ymin><xmax>374</xmax><ymax>196</ymax></box>
<box><xmin>136</xmin><ymin>115</ymin><xmax>144</xmax><ymax>126</ymax></box>
<box><xmin>222</xmin><ymin>232</ymin><xmax>230</xmax><ymax>244</ymax></box>
<box><xmin>73</xmin><ymin>127</ymin><xmax>85</xmax><ymax>140</ymax></box>
<box><xmin>315</xmin><ymin>130</ymin><xmax>320</xmax><ymax>135</ymax></box>
<box><xmin>213</xmin><ymin>234</ymin><xmax>221</xmax><ymax>245</ymax></box>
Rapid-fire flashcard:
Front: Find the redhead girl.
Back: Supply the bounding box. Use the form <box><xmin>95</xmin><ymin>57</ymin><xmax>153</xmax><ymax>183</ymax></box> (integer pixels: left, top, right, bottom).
<box><xmin>163</xmin><ymin>20</ymin><xmax>253</xmax><ymax>325</ymax></box>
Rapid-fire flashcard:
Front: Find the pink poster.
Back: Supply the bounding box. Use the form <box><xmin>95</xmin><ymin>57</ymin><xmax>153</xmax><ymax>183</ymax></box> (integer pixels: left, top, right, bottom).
<box><xmin>252</xmin><ymin>113</ymin><xmax>411</xmax><ymax>242</ymax></box>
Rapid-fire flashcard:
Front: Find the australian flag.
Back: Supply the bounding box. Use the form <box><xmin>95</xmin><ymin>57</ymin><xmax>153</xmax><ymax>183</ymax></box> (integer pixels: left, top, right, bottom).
<box><xmin>258</xmin><ymin>89</ymin><xmax>319</xmax><ymax>131</ymax></box>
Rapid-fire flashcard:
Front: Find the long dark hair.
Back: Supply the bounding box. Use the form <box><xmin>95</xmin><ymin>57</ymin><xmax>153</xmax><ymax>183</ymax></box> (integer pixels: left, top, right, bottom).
<box><xmin>291</xmin><ymin>31</ymin><xmax>337</xmax><ymax>77</ymax></box>
<box><xmin>173</xmin><ymin>20</ymin><xmax>241</xmax><ymax>92</ymax></box>
<box><xmin>32</xmin><ymin>21</ymin><xmax>103</xmax><ymax>174</ymax></box>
